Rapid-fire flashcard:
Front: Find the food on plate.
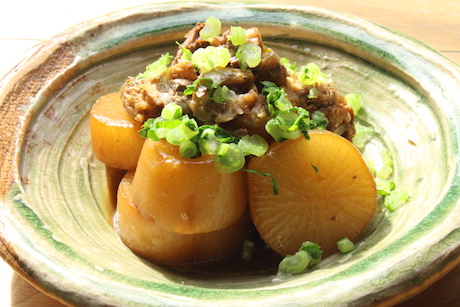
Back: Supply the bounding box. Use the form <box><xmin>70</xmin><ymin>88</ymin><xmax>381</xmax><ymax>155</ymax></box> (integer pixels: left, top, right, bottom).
<box><xmin>120</xmin><ymin>18</ymin><xmax>355</xmax><ymax>143</ymax></box>
<box><xmin>90</xmin><ymin>16</ymin><xmax>379</xmax><ymax>271</ymax></box>
<box><xmin>90</xmin><ymin>92</ymin><xmax>144</xmax><ymax>170</ymax></box>
<box><xmin>115</xmin><ymin>172</ymin><xmax>251</xmax><ymax>265</ymax></box>
<box><xmin>131</xmin><ymin>138</ymin><xmax>247</xmax><ymax>234</ymax></box>
<box><xmin>248</xmin><ymin>130</ymin><xmax>377</xmax><ymax>257</ymax></box>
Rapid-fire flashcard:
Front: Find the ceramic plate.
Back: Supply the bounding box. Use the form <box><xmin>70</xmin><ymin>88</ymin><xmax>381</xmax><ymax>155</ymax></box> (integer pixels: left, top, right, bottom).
<box><xmin>1</xmin><ymin>2</ymin><xmax>460</xmax><ymax>306</ymax></box>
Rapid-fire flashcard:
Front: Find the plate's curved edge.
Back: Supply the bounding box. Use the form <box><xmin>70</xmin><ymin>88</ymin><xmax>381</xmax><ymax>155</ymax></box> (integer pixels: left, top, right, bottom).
<box><xmin>0</xmin><ymin>2</ymin><xmax>458</xmax><ymax>307</ymax></box>
<box><xmin>378</xmin><ymin>252</ymin><xmax>460</xmax><ymax>306</ymax></box>
<box><xmin>0</xmin><ymin>186</ymin><xmax>75</xmax><ymax>307</ymax></box>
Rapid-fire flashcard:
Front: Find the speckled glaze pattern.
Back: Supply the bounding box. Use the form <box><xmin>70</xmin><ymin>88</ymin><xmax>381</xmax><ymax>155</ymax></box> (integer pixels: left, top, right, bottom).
<box><xmin>1</xmin><ymin>2</ymin><xmax>460</xmax><ymax>306</ymax></box>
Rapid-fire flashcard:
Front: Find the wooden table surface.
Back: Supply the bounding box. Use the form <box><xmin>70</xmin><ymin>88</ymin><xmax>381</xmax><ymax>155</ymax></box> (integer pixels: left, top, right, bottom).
<box><xmin>1</xmin><ymin>0</ymin><xmax>459</xmax><ymax>306</ymax></box>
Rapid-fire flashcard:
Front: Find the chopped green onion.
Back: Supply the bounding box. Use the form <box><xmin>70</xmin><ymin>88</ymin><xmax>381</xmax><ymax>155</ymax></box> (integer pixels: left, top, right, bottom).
<box><xmin>308</xmin><ymin>87</ymin><xmax>321</xmax><ymax>99</ymax></box>
<box><xmin>197</xmin><ymin>125</ymin><xmax>238</xmax><ymax>155</ymax></box>
<box><xmin>280</xmin><ymin>57</ymin><xmax>297</xmax><ymax>74</ymax></box>
<box><xmin>261</xmin><ymin>81</ymin><xmax>292</xmax><ymax>115</ymax></box>
<box><xmin>380</xmin><ymin>149</ymin><xmax>393</xmax><ymax>167</ymax></box>
<box><xmin>300</xmin><ymin>242</ymin><xmax>323</xmax><ymax>265</ymax></box>
<box><xmin>337</xmin><ymin>238</ymin><xmax>355</xmax><ymax>253</ymax></box>
<box><xmin>228</xmin><ymin>26</ymin><xmax>247</xmax><ymax>46</ymax></box>
<box><xmin>215</xmin><ymin>143</ymin><xmax>246</xmax><ymax>174</ymax></box>
<box><xmin>165</xmin><ymin>122</ymin><xmax>199</xmax><ymax>146</ymax></box>
<box><xmin>242</xmin><ymin>169</ymin><xmax>278</xmax><ymax>195</ymax></box>
<box><xmin>179</xmin><ymin>139</ymin><xmax>199</xmax><ymax>159</ymax></box>
<box><xmin>278</xmin><ymin>241</ymin><xmax>322</xmax><ymax>275</ymax></box>
<box><xmin>353</xmin><ymin>122</ymin><xmax>374</xmax><ymax>149</ymax></box>
<box><xmin>298</xmin><ymin>63</ymin><xmax>327</xmax><ymax>85</ymax></box>
<box><xmin>161</xmin><ymin>103</ymin><xmax>183</xmax><ymax>120</ymax></box>
<box><xmin>238</xmin><ymin>134</ymin><xmax>269</xmax><ymax>157</ymax></box>
<box><xmin>176</xmin><ymin>42</ymin><xmax>192</xmax><ymax>62</ymax></box>
<box><xmin>136</xmin><ymin>53</ymin><xmax>172</xmax><ymax>79</ymax></box>
<box><xmin>236</xmin><ymin>42</ymin><xmax>262</xmax><ymax>70</ymax></box>
<box><xmin>199</xmin><ymin>16</ymin><xmax>221</xmax><ymax>40</ymax></box>
<box><xmin>310</xmin><ymin>110</ymin><xmax>329</xmax><ymax>130</ymax></box>
<box><xmin>199</xmin><ymin>138</ymin><xmax>222</xmax><ymax>155</ymax></box>
<box><xmin>377</xmin><ymin>164</ymin><xmax>393</xmax><ymax>179</ymax></box>
<box><xmin>192</xmin><ymin>46</ymin><xmax>231</xmax><ymax>73</ymax></box>
<box><xmin>345</xmin><ymin>93</ymin><xmax>363</xmax><ymax>116</ymax></box>
<box><xmin>311</xmin><ymin>164</ymin><xmax>319</xmax><ymax>173</ymax></box>
<box><xmin>198</xmin><ymin>127</ymin><xmax>223</xmax><ymax>155</ymax></box>
<box><xmin>265</xmin><ymin>108</ymin><xmax>311</xmax><ymax>142</ymax></box>
<box><xmin>384</xmin><ymin>188</ymin><xmax>410</xmax><ymax>212</ymax></box>
<box><xmin>184</xmin><ymin>78</ymin><xmax>235</xmax><ymax>103</ymax></box>
<box><xmin>278</xmin><ymin>250</ymin><xmax>312</xmax><ymax>275</ymax></box>
<box><xmin>140</xmin><ymin>104</ymin><xmax>272</xmax><ymax>174</ymax></box>
<box><xmin>375</xmin><ymin>177</ymin><xmax>395</xmax><ymax>196</ymax></box>
<box><xmin>261</xmin><ymin>81</ymin><xmax>328</xmax><ymax>142</ymax></box>
<box><xmin>211</xmin><ymin>85</ymin><xmax>234</xmax><ymax>103</ymax></box>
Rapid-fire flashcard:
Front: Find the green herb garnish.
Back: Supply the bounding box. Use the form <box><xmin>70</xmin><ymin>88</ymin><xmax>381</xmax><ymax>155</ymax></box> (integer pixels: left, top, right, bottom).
<box><xmin>298</xmin><ymin>62</ymin><xmax>328</xmax><ymax>85</ymax></box>
<box><xmin>140</xmin><ymin>103</ymin><xmax>269</xmax><ymax>174</ymax></box>
<box><xmin>345</xmin><ymin>93</ymin><xmax>363</xmax><ymax>115</ymax></box>
<box><xmin>242</xmin><ymin>169</ymin><xmax>279</xmax><ymax>195</ymax></box>
<box><xmin>136</xmin><ymin>53</ymin><xmax>172</xmax><ymax>80</ymax></box>
<box><xmin>184</xmin><ymin>78</ymin><xmax>234</xmax><ymax>103</ymax></box>
<box><xmin>228</xmin><ymin>26</ymin><xmax>247</xmax><ymax>46</ymax></box>
<box><xmin>261</xmin><ymin>81</ymin><xmax>328</xmax><ymax>142</ymax></box>
<box><xmin>337</xmin><ymin>238</ymin><xmax>355</xmax><ymax>254</ymax></box>
<box><xmin>236</xmin><ymin>42</ymin><xmax>262</xmax><ymax>70</ymax></box>
<box><xmin>191</xmin><ymin>46</ymin><xmax>231</xmax><ymax>73</ymax></box>
<box><xmin>278</xmin><ymin>241</ymin><xmax>323</xmax><ymax>275</ymax></box>
<box><xmin>199</xmin><ymin>16</ymin><xmax>221</xmax><ymax>41</ymax></box>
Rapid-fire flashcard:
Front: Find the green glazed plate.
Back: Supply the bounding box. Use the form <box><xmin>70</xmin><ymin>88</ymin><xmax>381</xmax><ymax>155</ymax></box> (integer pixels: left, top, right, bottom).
<box><xmin>1</xmin><ymin>2</ymin><xmax>460</xmax><ymax>306</ymax></box>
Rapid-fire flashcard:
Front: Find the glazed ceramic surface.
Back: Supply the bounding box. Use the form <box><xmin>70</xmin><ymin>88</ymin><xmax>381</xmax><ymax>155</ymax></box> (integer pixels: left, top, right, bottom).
<box><xmin>1</xmin><ymin>2</ymin><xmax>460</xmax><ymax>306</ymax></box>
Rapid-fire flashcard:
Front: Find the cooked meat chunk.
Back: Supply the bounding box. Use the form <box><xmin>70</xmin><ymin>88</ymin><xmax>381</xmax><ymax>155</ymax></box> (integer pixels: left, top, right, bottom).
<box><xmin>253</xmin><ymin>50</ymin><xmax>287</xmax><ymax>87</ymax></box>
<box><xmin>284</xmin><ymin>77</ymin><xmax>355</xmax><ymax>140</ymax></box>
<box><xmin>120</xmin><ymin>22</ymin><xmax>355</xmax><ymax>142</ymax></box>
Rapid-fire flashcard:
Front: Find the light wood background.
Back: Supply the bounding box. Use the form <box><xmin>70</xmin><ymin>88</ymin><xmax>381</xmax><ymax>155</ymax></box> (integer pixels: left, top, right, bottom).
<box><xmin>1</xmin><ymin>0</ymin><xmax>459</xmax><ymax>306</ymax></box>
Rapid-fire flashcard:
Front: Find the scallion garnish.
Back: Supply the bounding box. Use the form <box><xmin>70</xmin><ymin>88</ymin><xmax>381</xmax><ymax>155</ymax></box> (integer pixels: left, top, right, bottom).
<box><xmin>161</xmin><ymin>102</ymin><xmax>183</xmax><ymax>120</ymax></box>
<box><xmin>236</xmin><ymin>42</ymin><xmax>262</xmax><ymax>70</ymax></box>
<box><xmin>280</xmin><ymin>57</ymin><xmax>297</xmax><ymax>74</ymax></box>
<box><xmin>384</xmin><ymin>188</ymin><xmax>410</xmax><ymax>212</ymax></box>
<box><xmin>238</xmin><ymin>134</ymin><xmax>269</xmax><ymax>157</ymax></box>
<box><xmin>375</xmin><ymin>177</ymin><xmax>395</xmax><ymax>196</ymax></box>
<box><xmin>242</xmin><ymin>169</ymin><xmax>279</xmax><ymax>195</ymax></box>
<box><xmin>377</xmin><ymin>164</ymin><xmax>393</xmax><ymax>179</ymax></box>
<box><xmin>136</xmin><ymin>53</ymin><xmax>172</xmax><ymax>80</ymax></box>
<box><xmin>191</xmin><ymin>46</ymin><xmax>231</xmax><ymax>73</ymax></box>
<box><xmin>261</xmin><ymin>81</ymin><xmax>292</xmax><ymax>114</ymax></box>
<box><xmin>353</xmin><ymin>121</ymin><xmax>374</xmax><ymax>149</ymax></box>
<box><xmin>139</xmin><ymin>103</ymin><xmax>269</xmax><ymax>174</ymax></box>
<box><xmin>298</xmin><ymin>62</ymin><xmax>328</xmax><ymax>85</ymax></box>
<box><xmin>308</xmin><ymin>87</ymin><xmax>321</xmax><ymax>99</ymax></box>
<box><xmin>199</xmin><ymin>16</ymin><xmax>221</xmax><ymax>41</ymax></box>
<box><xmin>278</xmin><ymin>241</ymin><xmax>323</xmax><ymax>275</ymax></box>
<box><xmin>184</xmin><ymin>78</ymin><xmax>235</xmax><ymax>103</ymax></box>
<box><xmin>176</xmin><ymin>42</ymin><xmax>192</xmax><ymax>62</ymax></box>
<box><xmin>228</xmin><ymin>26</ymin><xmax>247</xmax><ymax>46</ymax></box>
<box><xmin>261</xmin><ymin>81</ymin><xmax>328</xmax><ymax>142</ymax></box>
<box><xmin>310</xmin><ymin>111</ymin><xmax>329</xmax><ymax>130</ymax></box>
<box><xmin>337</xmin><ymin>238</ymin><xmax>355</xmax><ymax>253</ymax></box>
<box><xmin>215</xmin><ymin>143</ymin><xmax>246</xmax><ymax>174</ymax></box>
<box><xmin>345</xmin><ymin>93</ymin><xmax>363</xmax><ymax>115</ymax></box>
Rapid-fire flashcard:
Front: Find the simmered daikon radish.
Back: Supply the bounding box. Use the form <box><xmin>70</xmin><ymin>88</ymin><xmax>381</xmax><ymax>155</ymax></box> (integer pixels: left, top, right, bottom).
<box><xmin>115</xmin><ymin>172</ymin><xmax>250</xmax><ymax>265</ymax></box>
<box><xmin>248</xmin><ymin>130</ymin><xmax>377</xmax><ymax>257</ymax></box>
<box><xmin>90</xmin><ymin>92</ymin><xmax>145</xmax><ymax>170</ymax></box>
<box><xmin>131</xmin><ymin>139</ymin><xmax>248</xmax><ymax>234</ymax></box>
